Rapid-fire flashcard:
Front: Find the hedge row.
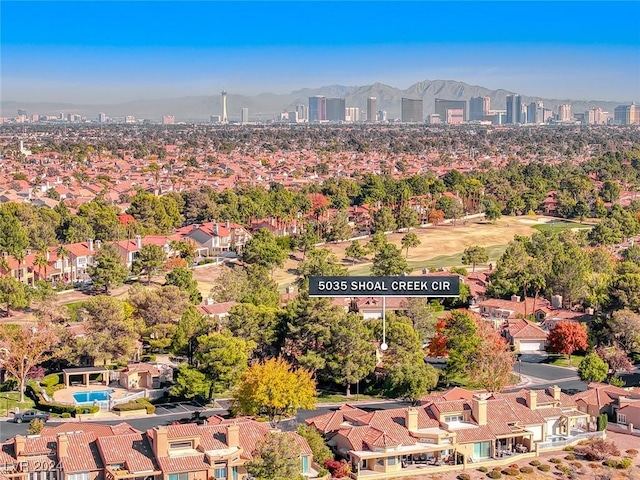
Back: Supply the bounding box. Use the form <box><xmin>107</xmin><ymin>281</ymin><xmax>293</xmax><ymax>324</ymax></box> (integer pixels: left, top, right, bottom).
<box><xmin>27</xmin><ymin>381</ymin><xmax>76</xmax><ymax>415</ymax></box>
<box><xmin>112</xmin><ymin>398</ymin><xmax>155</xmax><ymax>414</ymax></box>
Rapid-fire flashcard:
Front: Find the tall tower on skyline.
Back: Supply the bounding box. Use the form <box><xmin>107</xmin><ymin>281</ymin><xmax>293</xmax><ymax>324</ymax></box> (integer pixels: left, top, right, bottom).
<box><xmin>221</xmin><ymin>90</ymin><xmax>228</xmax><ymax>124</ymax></box>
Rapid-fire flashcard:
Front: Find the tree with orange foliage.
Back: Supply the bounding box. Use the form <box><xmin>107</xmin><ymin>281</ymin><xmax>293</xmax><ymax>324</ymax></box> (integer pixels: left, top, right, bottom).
<box><xmin>428</xmin><ymin>209</ymin><xmax>445</xmax><ymax>227</ymax></box>
<box><xmin>547</xmin><ymin>321</ymin><xmax>589</xmax><ymax>365</ymax></box>
<box><xmin>471</xmin><ymin>321</ymin><xmax>516</xmax><ymax>392</ymax></box>
<box><xmin>0</xmin><ymin>321</ymin><xmax>56</xmax><ymax>402</ymax></box>
<box><xmin>427</xmin><ymin>318</ymin><xmax>449</xmax><ymax>357</ymax></box>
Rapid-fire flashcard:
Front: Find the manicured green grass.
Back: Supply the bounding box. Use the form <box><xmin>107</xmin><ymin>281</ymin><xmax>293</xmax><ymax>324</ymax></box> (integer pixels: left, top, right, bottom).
<box><xmin>0</xmin><ymin>392</ymin><xmax>36</xmax><ymax>417</ymax></box>
<box><xmin>317</xmin><ymin>391</ymin><xmax>384</xmax><ymax>403</ymax></box>
<box><xmin>545</xmin><ymin>354</ymin><xmax>585</xmax><ymax>368</ymax></box>
<box><xmin>531</xmin><ymin>221</ymin><xmax>593</xmax><ymax>234</ymax></box>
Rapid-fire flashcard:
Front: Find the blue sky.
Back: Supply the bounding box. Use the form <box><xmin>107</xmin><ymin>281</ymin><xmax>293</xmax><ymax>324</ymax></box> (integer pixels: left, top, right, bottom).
<box><xmin>1</xmin><ymin>1</ymin><xmax>639</xmax><ymax>103</ymax></box>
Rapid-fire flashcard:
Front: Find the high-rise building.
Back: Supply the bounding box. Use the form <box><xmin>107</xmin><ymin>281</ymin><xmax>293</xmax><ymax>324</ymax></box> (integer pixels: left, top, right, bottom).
<box><xmin>97</xmin><ymin>112</ymin><xmax>107</xmax><ymax>123</ymax></box>
<box><xmin>377</xmin><ymin>110</ymin><xmax>387</xmax><ymax>122</ymax></box>
<box><xmin>614</xmin><ymin>103</ymin><xmax>640</xmax><ymax>125</ymax></box>
<box><xmin>557</xmin><ymin>104</ymin><xmax>572</xmax><ymax>122</ymax></box>
<box><xmin>446</xmin><ymin>109</ymin><xmax>465</xmax><ymax>125</ymax></box>
<box><xmin>526</xmin><ymin>102</ymin><xmax>544</xmax><ymax>124</ymax></box>
<box><xmin>506</xmin><ymin>95</ymin><xmax>523</xmax><ymax>124</ymax></box>
<box><xmin>345</xmin><ymin>107</ymin><xmax>360</xmax><ymax>123</ymax></box>
<box><xmin>586</xmin><ymin>107</ymin><xmax>609</xmax><ymax>125</ymax></box>
<box><xmin>295</xmin><ymin>104</ymin><xmax>308</xmax><ymax>122</ymax></box>
<box><xmin>309</xmin><ymin>96</ymin><xmax>327</xmax><ymax>122</ymax></box>
<box><xmin>125</xmin><ymin>115</ymin><xmax>136</xmax><ymax>124</ymax></box>
<box><xmin>241</xmin><ymin>107</ymin><xmax>249</xmax><ymax>124</ymax></box>
<box><xmin>469</xmin><ymin>96</ymin><xmax>490</xmax><ymax>121</ymax></box>
<box><xmin>162</xmin><ymin>115</ymin><xmax>175</xmax><ymax>125</ymax></box>
<box><xmin>367</xmin><ymin>97</ymin><xmax>377</xmax><ymax>123</ymax></box>
<box><xmin>326</xmin><ymin>98</ymin><xmax>346</xmax><ymax>122</ymax></box>
<box><xmin>401</xmin><ymin>98</ymin><xmax>423</xmax><ymax>123</ymax></box>
<box><xmin>434</xmin><ymin>99</ymin><xmax>467</xmax><ymax>123</ymax></box>
<box><xmin>221</xmin><ymin>90</ymin><xmax>228</xmax><ymax>124</ymax></box>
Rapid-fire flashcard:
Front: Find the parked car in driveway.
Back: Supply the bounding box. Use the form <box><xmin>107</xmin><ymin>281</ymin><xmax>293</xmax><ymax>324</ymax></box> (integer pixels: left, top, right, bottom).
<box><xmin>10</xmin><ymin>409</ymin><xmax>50</xmax><ymax>423</ymax></box>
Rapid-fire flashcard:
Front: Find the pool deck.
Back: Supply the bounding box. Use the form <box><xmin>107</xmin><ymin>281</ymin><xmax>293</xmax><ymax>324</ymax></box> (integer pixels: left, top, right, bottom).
<box><xmin>53</xmin><ymin>385</ymin><xmax>140</xmax><ymax>404</ymax></box>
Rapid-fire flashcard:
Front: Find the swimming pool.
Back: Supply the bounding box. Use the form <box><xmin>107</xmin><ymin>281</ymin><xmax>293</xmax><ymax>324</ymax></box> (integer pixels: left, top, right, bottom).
<box><xmin>73</xmin><ymin>390</ymin><xmax>113</xmax><ymax>404</ymax></box>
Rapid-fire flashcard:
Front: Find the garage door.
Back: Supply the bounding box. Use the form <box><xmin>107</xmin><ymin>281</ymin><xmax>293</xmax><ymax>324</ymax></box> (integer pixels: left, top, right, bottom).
<box><xmin>519</xmin><ymin>341</ymin><xmax>546</xmax><ymax>352</ymax></box>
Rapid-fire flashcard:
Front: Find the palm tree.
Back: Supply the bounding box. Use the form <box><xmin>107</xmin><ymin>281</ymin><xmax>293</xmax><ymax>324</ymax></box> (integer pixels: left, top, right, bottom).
<box><xmin>56</xmin><ymin>245</ymin><xmax>70</xmax><ymax>283</ymax></box>
<box><xmin>34</xmin><ymin>250</ymin><xmax>48</xmax><ymax>280</ymax></box>
<box><xmin>401</xmin><ymin>232</ymin><xmax>421</xmax><ymax>259</ymax></box>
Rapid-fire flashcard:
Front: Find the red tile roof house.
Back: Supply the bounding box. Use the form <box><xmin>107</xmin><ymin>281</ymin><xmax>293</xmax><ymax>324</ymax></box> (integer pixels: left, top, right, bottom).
<box><xmin>306</xmin><ymin>386</ymin><xmax>595</xmax><ymax>478</ymax></box>
<box><xmin>112</xmin><ymin>235</ymin><xmax>180</xmax><ymax>268</ymax></box>
<box><xmin>183</xmin><ymin>222</ymin><xmax>252</xmax><ymax>259</ymax></box>
<box><xmin>573</xmin><ymin>382</ymin><xmax>640</xmax><ymax>419</ymax></box>
<box><xmin>0</xmin><ymin>418</ymin><xmax>315</xmax><ymax>480</ymax></box>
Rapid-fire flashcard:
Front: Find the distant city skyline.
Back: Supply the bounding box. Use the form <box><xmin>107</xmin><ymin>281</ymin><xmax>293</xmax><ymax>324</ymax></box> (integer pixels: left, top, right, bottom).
<box><xmin>1</xmin><ymin>1</ymin><xmax>639</xmax><ymax>104</ymax></box>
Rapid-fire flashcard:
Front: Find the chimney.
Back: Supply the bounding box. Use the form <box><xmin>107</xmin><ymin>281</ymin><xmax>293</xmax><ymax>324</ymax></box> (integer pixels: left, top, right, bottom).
<box><xmin>548</xmin><ymin>385</ymin><xmax>561</xmax><ymax>401</ymax></box>
<box><xmin>46</xmin><ymin>250</ymin><xmax>50</xmax><ymax>261</ymax></box>
<box><xmin>526</xmin><ymin>390</ymin><xmax>537</xmax><ymax>410</ymax></box>
<box><xmin>135</xmin><ymin>235</ymin><xmax>142</xmax><ymax>249</ymax></box>
<box><xmin>88</xmin><ymin>239</ymin><xmax>94</xmax><ymax>251</ymax></box>
<box><xmin>227</xmin><ymin>424</ymin><xmax>240</xmax><ymax>448</ymax></box>
<box><xmin>406</xmin><ymin>407</ymin><xmax>419</xmax><ymax>431</ymax></box>
<box><xmin>511</xmin><ymin>295</ymin><xmax>521</xmax><ymax>303</ymax></box>
<box><xmin>551</xmin><ymin>295</ymin><xmax>563</xmax><ymax>309</ymax></box>
<box><xmin>57</xmin><ymin>433</ymin><xmax>69</xmax><ymax>457</ymax></box>
<box><xmin>95</xmin><ymin>240</ymin><xmax>102</xmax><ymax>250</ymax></box>
<box><xmin>152</xmin><ymin>426</ymin><xmax>168</xmax><ymax>457</ymax></box>
<box><xmin>472</xmin><ymin>395</ymin><xmax>488</xmax><ymax>426</ymax></box>
<box><xmin>14</xmin><ymin>435</ymin><xmax>26</xmax><ymax>456</ymax></box>
<box><xmin>226</xmin><ymin>220</ymin><xmax>230</xmax><ymax>229</ymax></box>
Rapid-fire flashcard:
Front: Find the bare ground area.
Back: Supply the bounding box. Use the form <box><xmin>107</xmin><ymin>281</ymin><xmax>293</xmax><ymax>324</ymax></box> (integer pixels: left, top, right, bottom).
<box><xmin>273</xmin><ymin>216</ymin><xmax>553</xmax><ymax>287</ymax></box>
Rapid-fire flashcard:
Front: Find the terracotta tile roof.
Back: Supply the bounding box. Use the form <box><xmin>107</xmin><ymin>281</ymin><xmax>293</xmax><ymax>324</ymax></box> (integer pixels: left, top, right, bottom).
<box><xmin>198</xmin><ymin>301</ymin><xmax>238</xmax><ymax>316</ymax></box>
<box><xmin>97</xmin><ymin>433</ymin><xmax>158</xmax><ymax>473</ymax></box>
<box><xmin>455</xmin><ymin>425</ymin><xmax>496</xmax><ymax>443</ymax></box>
<box><xmin>156</xmin><ymin>454</ymin><xmax>210</xmax><ymax>474</ymax></box>
<box><xmin>506</xmin><ymin>319</ymin><xmax>548</xmax><ymax>340</ymax></box>
<box><xmin>41</xmin><ymin>422</ymin><xmax>139</xmax><ymax>437</ymax></box>
<box><xmin>165</xmin><ymin>424</ymin><xmax>201</xmax><ymax>439</ymax></box>
<box><xmin>122</xmin><ymin>363</ymin><xmax>161</xmax><ymax>376</ymax></box>
<box><xmin>62</xmin><ymin>432</ymin><xmax>104</xmax><ymax>473</ymax></box>
<box><xmin>21</xmin><ymin>436</ymin><xmax>56</xmax><ymax>456</ymax></box>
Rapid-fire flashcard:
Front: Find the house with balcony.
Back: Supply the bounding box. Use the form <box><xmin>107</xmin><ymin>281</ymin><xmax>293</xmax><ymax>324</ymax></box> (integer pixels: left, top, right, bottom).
<box><xmin>306</xmin><ymin>386</ymin><xmax>594</xmax><ymax>478</ymax></box>
<box><xmin>0</xmin><ymin>418</ymin><xmax>315</xmax><ymax>480</ymax></box>
<box><xmin>573</xmin><ymin>382</ymin><xmax>640</xmax><ymax>419</ymax></box>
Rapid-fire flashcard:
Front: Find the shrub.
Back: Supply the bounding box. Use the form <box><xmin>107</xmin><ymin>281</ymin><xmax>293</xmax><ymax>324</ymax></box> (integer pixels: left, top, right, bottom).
<box><xmin>112</xmin><ymin>398</ymin><xmax>155</xmax><ymax>414</ymax></box>
<box><xmin>487</xmin><ymin>471</ymin><xmax>502</xmax><ymax>479</ymax></box>
<box><xmin>603</xmin><ymin>459</ymin><xmax>618</xmax><ymax>468</ymax></box>
<box><xmin>40</xmin><ymin>373</ymin><xmax>61</xmax><ymax>388</ymax></box>
<box><xmin>141</xmin><ymin>354</ymin><xmax>157</xmax><ymax>362</ymax></box>
<box><xmin>478</xmin><ymin>467</ymin><xmax>488</xmax><ymax>473</ymax></box>
<box><xmin>626</xmin><ymin>449</ymin><xmax>639</xmax><ymax>457</ymax></box>
<box><xmin>519</xmin><ymin>467</ymin><xmax>533</xmax><ymax>474</ymax></box>
<box><xmin>323</xmin><ymin>459</ymin><xmax>350</xmax><ymax>478</ymax></box>
<box><xmin>297</xmin><ymin>425</ymin><xmax>332</xmax><ymax>464</ymax></box>
<box><xmin>588</xmin><ymin>463</ymin><xmax>601</xmax><ymax>469</ymax></box>
<box><xmin>0</xmin><ymin>378</ymin><xmax>18</xmax><ymax>392</ymax></box>
<box><xmin>502</xmin><ymin>468</ymin><xmax>519</xmax><ymax>476</ymax></box>
<box><xmin>571</xmin><ymin>462</ymin><xmax>583</xmax><ymax>469</ymax></box>
<box><xmin>597</xmin><ymin>413</ymin><xmax>608</xmax><ymax>431</ymax></box>
<box><xmin>555</xmin><ymin>465</ymin><xmax>571</xmax><ymax>475</ymax></box>
<box><xmin>617</xmin><ymin>457</ymin><xmax>632</xmax><ymax>469</ymax></box>
<box><xmin>75</xmin><ymin>406</ymin><xmax>100</xmax><ymax>415</ymax></box>
<box><xmin>550</xmin><ymin>457</ymin><xmax>562</xmax><ymax>463</ymax></box>
<box><xmin>61</xmin><ymin>412</ymin><xmax>71</xmax><ymax>418</ymax></box>
<box><xmin>575</xmin><ymin>438</ymin><xmax>620</xmax><ymax>461</ymax></box>
<box><xmin>493</xmin><ymin>467</ymin><xmax>502</xmax><ymax>471</ymax></box>
<box><xmin>509</xmin><ymin>464</ymin><xmax>519</xmax><ymax>469</ymax></box>
<box><xmin>529</xmin><ymin>460</ymin><xmax>541</xmax><ymax>466</ymax></box>
<box><xmin>458</xmin><ymin>474</ymin><xmax>471</xmax><ymax>480</ymax></box>
<box><xmin>565</xmin><ymin>454</ymin><xmax>576</xmax><ymax>460</ymax></box>
<box><xmin>316</xmin><ymin>468</ymin><xmax>329</xmax><ymax>478</ymax></box>
<box><xmin>537</xmin><ymin>465</ymin><xmax>550</xmax><ymax>472</ymax></box>
<box><xmin>26</xmin><ymin>381</ymin><xmax>76</xmax><ymax>415</ymax></box>
<box><xmin>564</xmin><ymin>446</ymin><xmax>575</xmax><ymax>451</ymax></box>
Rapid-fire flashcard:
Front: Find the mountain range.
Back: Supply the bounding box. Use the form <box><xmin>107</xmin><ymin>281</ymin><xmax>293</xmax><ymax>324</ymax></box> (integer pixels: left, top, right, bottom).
<box><xmin>1</xmin><ymin>79</ymin><xmax>629</xmax><ymax>122</ymax></box>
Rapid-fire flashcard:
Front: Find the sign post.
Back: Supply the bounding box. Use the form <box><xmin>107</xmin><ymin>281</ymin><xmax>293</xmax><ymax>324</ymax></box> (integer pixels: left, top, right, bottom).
<box><xmin>309</xmin><ymin>275</ymin><xmax>460</xmax><ymax>352</ymax></box>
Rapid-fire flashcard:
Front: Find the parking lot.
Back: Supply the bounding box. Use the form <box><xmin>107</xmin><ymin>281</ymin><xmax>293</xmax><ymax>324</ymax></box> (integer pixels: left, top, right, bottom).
<box><xmin>153</xmin><ymin>401</ymin><xmax>205</xmax><ymax>416</ymax></box>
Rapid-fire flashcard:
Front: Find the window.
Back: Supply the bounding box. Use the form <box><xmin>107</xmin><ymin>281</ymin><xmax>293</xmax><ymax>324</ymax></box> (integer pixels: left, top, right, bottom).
<box><xmin>29</xmin><ymin>472</ymin><xmax>58</xmax><ymax>480</ymax></box>
<box><xmin>77</xmin><ymin>257</ymin><xmax>87</xmax><ymax>266</ymax></box>
<box><xmin>376</xmin><ymin>458</ymin><xmax>384</xmax><ymax>466</ymax></box>
<box><xmin>68</xmin><ymin>474</ymin><xmax>89</xmax><ymax>480</ymax></box>
<box><xmin>301</xmin><ymin>456</ymin><xmax>309</xmax><ymax>473</ymax></box>
<box><xmin>214</xmin><ymin>467</ymin><xmax>227</xmax><ymax>479</ymax></box>
<box><xmin>618</xmin><ymin>413</ymin><xmax>627</xmax><ymax>425</ymax></box>
<box><xmin>473</xmin><ymin>441</ymin><xmax>491</xmax><ymax>459</ymax></box>
<box><xmin>169</xmin><ymin>441</ymin><xmax>192</xmax><ymax>450</ymax></box>
<box><xmin>168</xmin><ymin>474</ymin><xmax>189</xmax><ymax>480</ymax></box>
<box><xmin>388</xmin><ymin>457</ymin><xmax>396</xmax><ymax>466</ymax></box>
<box><xmin>231</xmin><ymin>467</ymin><xmax>238</xmax><ymax>480</ymax></box>
<box><xmin>445</xmin><ymin>415</ymin><xmax>463</xmax><ymax>423</ymax></box>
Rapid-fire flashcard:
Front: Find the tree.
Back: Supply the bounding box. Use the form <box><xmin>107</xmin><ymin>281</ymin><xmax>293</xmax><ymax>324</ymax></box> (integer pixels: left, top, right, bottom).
<box><xmin>132</xmin><ymin>244</ymin><xmax>166</xmax><ymax>285</ymax></box>
<box><xmin>427</xmin><ymin>209</ymin><xmax>445</xmax><ymax>226</ymax></box>
<box><xmin>470</xmin><ymin>321</ymin><xmax>515</xmax><ymax>392</ymax></box>
<box><xmin>461</xmin><ymin>245</ymin><xmax>489</xmax><ymax>273</ymax></box>
<box><xmin>372</xmin><ymin>206</ymin><xmax>397</xmax><ymax>233</ymax></box>
<box><xmin>0</xmin><ymin>276</ymin><xmax>30</xmax><ymax>316</ymax></box>
<box><xmin>345</xmin><ymin>239</ymin><xmax>367</xmax><ymax>264</ymax></box>
<box><xmin>169</xmin><ymin>239</ymin><xmax>197</xmax><ymax>265</ymax></box>
<box><xmin>547</xmin><ymin>321</ymin><xmax>589</xmax><ymax>364</ymax></box>
<box><xmin>324</xmin><ymin>313</ymin><xmax>377</xmax><ymax>396</ymax></box>
<box><xmin>170</xmin><ymin>364</ymin><xmax>209</xmax><ymax>399</ymax></box>
<box><xmin>296</xmin><ymin>248</ymin><xmax>347</xmax><ymax>287</ymax></box>
<box><xmin>578</xmin><ymin>352</ymin><xmax>608</xmax><ymax>383</ymax></box>
<box><xmin>227</xmin><ymin>304</ymin><xmax>280</xmax><ymax>360</ymax></box>
<box><xmin>88</xmin><ymin>244</ymin><xmax>129</xmax><ymax>294</ymax></box>
<box><xmin>296</xmin><ymin>424</ymin><xmax>332</xmax><ymax>465</ymax></box>
<box><xmin>371</xmin><ymin>243</ymin><xmax>409</xmax><ymax>276</ymax></box>
<box><xmin>232</xmin><ymin>357</ymin><xmax>316</xmax><ymax>427</ymax></box>
<box><xmin>27</xmin><ymin>418</ymin><xmax>45</xmax><ymax>435</ymax></box>
<box><xmin>196</xmin><ymin>331</ymin><xmax>253</xmax><ymax>400</ymax></box>
<box><xmin>327</xmin><ymin>212</ymin><xmax>352</xmax><ymax>242</ymax></box>
<box><xmin>0</xmin><ymin>321</ymin><xmax>56</xmax><ymax>402</ymax></box>
<box><xmin>246</xmin><ymin>431</ymin><xmax>304</xmax><ymax>480</ymax></box>
<box><xmin>439</xmin><ymin>310</ymin><xmax>481</xmax><ymax>382</ymax></box>
<box><xmin>293</xmin><ymin>228</ymin><xmax>319</xmax><ymax>260</ymax></box>
<box><xmin>608</xmin><ymin>309</ymin><xmax>640</xmax><ymax>353</ymax></box>
<box><xmin>243</xmin><ymin>228</ymin><xmax>287</xmax><ymax>274</ymax></box>
<box><xmin>396</xmin><ymin>206</ymin><xmax>419</xmax><ymax>232</ymax></box>
<box><xmin>595</xmin><ymin>345</ymin><xmax>634</xmax><ymax>382</ymax></box>
<box><xmin>365</xmin><ymin>231</ymin><xmax>388</xmax><ymax>254</ymax></box>
<box><xmin>171</xmin><ymin>306</ymin><xmax>210</xmax><ymax>365</ymax></box>
<box><xmin>401</xmin><ymin>232</ymin><xmax>421</xmax><ymax>259</ymax></box>
<box><xmin>386</xmin><ymin>362</ymin><xmax>439</xmax><ymax>404</ymax></box>
<box><xmin>165</xmin><ymin>267</ymin><xmax>202</xmax><ymax>304</ymax></box>
<box><xmin>402</xmin><ymin>298</ymin><xmax>441</xmax><ymax>342</ymax></box>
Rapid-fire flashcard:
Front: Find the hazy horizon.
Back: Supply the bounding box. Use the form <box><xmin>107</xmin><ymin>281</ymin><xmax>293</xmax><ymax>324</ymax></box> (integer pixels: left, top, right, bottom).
<box><xmin>1</xmin><ymin>1</ymin><xmax>639</xmax><ymax>104</ymax></box>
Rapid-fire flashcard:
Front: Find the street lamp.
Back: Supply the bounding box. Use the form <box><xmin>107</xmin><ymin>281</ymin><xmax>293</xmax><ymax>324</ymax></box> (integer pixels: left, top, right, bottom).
<box><xmin>380</xmin><ymin>296</ymin><xmax>388</xmax><ymax>352</ymax></box>
<box><xmin>518</xmin><ymin>359</ymin><xmax>522</xmax><ymax>381</ymax></box>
